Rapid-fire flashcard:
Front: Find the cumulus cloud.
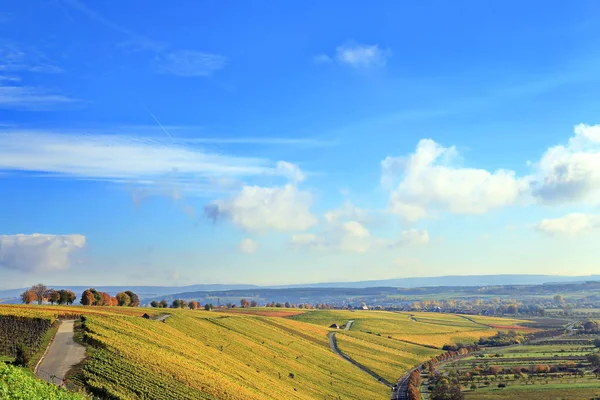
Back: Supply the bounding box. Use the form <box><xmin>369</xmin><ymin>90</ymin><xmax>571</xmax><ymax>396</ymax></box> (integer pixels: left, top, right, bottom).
<box><xmin>335</xmin><ymin>42</ymin><xmax>390</xmax><ymax>68</ymax></box>
<box><xmin>239</xmin><ymin>238</ymin><xmax>258</xmax><ymax>254</ymax></box>
<box><xmin>530</xmin><ymin>123</ymin><xmax>600</xmax><ymax>205</ymax></box>
<box><xmin>535</xmin><ymin>213</ymin><xmax>600</xmax><ymax>237</ymax></box>
<box><xmin>205</xmin><ymin>183</ymin><xmax>317</xmax><ymax>233</ymax></box>
<box><xmin>383</xmin><ymin>139</ymin><xmax>527</xmax><ymax>222</ymax></box>
<box><xmin>0</xmin><ymin>234</ymin><xmax>86</xmax><ymax>272</ymax></box>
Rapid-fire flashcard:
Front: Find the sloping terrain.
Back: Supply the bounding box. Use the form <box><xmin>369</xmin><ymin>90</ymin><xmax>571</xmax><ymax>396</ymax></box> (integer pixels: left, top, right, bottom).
<box><xmin>0</xmin><ymin>305</ymin><xmax>387</xmax><ymax>400</ymax></box>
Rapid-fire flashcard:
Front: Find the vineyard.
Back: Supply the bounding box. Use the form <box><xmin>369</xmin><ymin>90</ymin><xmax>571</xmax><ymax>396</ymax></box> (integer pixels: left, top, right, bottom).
<box><xmin>0</xmin><ymin>305</ymin><xmax>535</xmax><ymax>400</ymax></box>
<box><xmin>0</xmin><ymin>363</ymin><xmax>88</xmax><ymax>400</ymax></box>
<box><xmin>0</xmin><ymin>315</ymin><xmax>54</xmax><ymax>358</ymax></box>
<box><xmin>0</xmin><ymin>305</ymin><xmax>388</xmax><ymax>399</ymax></box>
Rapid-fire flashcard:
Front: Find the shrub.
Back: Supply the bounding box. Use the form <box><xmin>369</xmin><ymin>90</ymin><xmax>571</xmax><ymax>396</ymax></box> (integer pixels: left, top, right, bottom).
<box><xmin>14</xmin><ymin>344</ymin><xmax>30</xmax><ymax>367</ymax></box>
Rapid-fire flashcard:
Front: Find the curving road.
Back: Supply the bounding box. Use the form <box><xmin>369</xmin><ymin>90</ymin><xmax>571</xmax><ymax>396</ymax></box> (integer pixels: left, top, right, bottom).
<box><xmin>36</xmin><ymin>320</ymin><xmax>85</xmax><ymax>384</ymax></box>
<box><xmin>328</xmin><ymin>328</ymin><xmax>391</xmax><ymax>387</ymax></box>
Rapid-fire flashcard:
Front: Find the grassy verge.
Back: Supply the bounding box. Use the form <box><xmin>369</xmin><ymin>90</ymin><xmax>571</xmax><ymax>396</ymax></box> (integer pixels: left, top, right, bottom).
<box><xmin>29</xmin><ymin>319</ymin><xmax>60</xmax><ymax>371</ymax></box>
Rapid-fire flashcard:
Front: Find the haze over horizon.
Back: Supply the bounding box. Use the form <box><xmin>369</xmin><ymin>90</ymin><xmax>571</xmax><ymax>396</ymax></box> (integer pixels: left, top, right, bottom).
<box><xmin>2</xmin><ymin>1</ymin><xmax>600</xmax><ymax>288</ymax></box>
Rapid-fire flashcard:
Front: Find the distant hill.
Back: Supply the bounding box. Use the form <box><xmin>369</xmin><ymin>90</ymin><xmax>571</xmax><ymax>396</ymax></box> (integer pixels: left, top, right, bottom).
<box><xmin>272</xmin><ymin>274</ymin><xmax>600</xmax><ymax>289</ymax></box>
<box><xmin>0</xmin><ymin>284</ymin><xmax>260</xmax><ymax>303</ymax></box>
<box><xmin>2</xmin><ymin>274</ymin><xmax>599</xmax><ymax>304</ymax></box>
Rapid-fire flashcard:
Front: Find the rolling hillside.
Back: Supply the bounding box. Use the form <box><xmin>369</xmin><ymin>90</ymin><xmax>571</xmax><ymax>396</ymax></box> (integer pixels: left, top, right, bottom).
<box><xmin>0</xmin><ymin>305</ymin><xmax>387</xmax><ymax>400</ymax></box>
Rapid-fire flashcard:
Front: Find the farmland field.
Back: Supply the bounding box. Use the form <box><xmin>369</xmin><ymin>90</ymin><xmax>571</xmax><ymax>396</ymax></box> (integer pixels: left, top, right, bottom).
<box><xmin>0</xmin><ymin>305</ymin><xmax>387</xmax><ymax>400</ymax></box>
<box><xmin>0</xmin><ymin>305</ymin><xmax>550</xmax><ymax>400</ymax></box>
<box><xmin>292</xmin><ymin>310</ymin><xmax>528</xmax><ymax>348</ymax></box>
<box><xmin>432</xmin><ymin>330</ymin><xmax>600</xmax><ymax>400</ymax></box>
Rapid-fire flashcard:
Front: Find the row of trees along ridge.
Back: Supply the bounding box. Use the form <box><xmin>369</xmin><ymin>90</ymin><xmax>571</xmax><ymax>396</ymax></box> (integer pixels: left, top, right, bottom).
<box><xmin>20</xmin><ymin>284</ymin><xmax>75</xmax><ymax>305</ymax></box>
<box><xmin>20</xmin><ymin>284</ymin><xmax>139</xmax><ymax>307</ymax></box>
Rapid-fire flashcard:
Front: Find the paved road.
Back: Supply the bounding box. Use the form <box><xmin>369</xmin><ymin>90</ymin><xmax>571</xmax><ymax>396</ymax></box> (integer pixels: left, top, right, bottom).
<box><xmin>327</xmin><ymin>331</ymin><xmax>391</xmax><ymax>387</ymax></box>
<box><xmin>345</xmin><ymin>320</ymin><xmax>354</xmax><ymax>330</ymax></box>
<box><xmin>390</xmin><ymin>367</ymin><xmax>416</xmax><ymax>400</ymax></box>
<box><xmin>36</xmin><ymin>320</ymin><xmax>85</xmax><ymax>384</ymax></box>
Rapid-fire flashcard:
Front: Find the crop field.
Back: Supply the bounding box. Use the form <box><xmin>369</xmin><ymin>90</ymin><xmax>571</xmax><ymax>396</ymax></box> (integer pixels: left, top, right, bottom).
<box><xmin>292</xmin><ymin>310</ymin><xmax>527</xmax><ymax>349</ymax></box>
<box><xmin>0</xmin><ymin>305</ymin><xmax>388</xmax><ymax>400</ymax></box>
<box><xmin>432</xmin><ymin>332</ymin><xmax>600</xmax><ymax>400</ymax></box>
<box><xmin>334</xmin><ymin>331</ymin><xmax>440</xmax><ymax>382</ymax></box>
<box><xmin>220</xmin><ymin>307</ymin><xmax>305</xmax><ymax>317</ymax></box>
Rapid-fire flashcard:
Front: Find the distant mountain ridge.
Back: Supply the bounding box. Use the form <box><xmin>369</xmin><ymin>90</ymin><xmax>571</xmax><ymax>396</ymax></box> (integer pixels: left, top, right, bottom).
<box><xmin>2</xmin><ymin>274</ymin><xmax>599</xmax><ymax>303</ymax></box>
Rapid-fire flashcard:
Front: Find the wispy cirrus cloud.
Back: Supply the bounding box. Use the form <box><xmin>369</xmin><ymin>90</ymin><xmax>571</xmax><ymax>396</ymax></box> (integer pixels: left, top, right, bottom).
<box><xmin>0</xmin><ymin>81</ymin><xmax>77</xmax><ymax>109</ymax></box>
<box><xmin>0</xmin><ymin>44</ymin><xmax>74</xmax><ymax>109</ymax></box>
<box><xmin>0</xmin><ymin>43</ymin><xmax>64</xmax><ymax>74</ymax></box>
<box><xmin>61</xmin><ymin>0</ymin><xmax>166</xmax><ymax>52</ymax></box>
<box><xmin>63</xmin><ymin>0</ymin><xmax>225</xmax><ymax>77</ymax></box>
<box><xmin>0</xmin><ymin>130</ymin><xmax>304</xmax><ymax>195</ymax></box>
<box><xmin>158</xmin><ymin>50</ymin><xmax>226</xmax><ymax>77</ymax></box>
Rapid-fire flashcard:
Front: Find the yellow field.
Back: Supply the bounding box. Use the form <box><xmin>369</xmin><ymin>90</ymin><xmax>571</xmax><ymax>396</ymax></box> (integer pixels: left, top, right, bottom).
<box><xmin>335</xmin><ymin>331</ymin><xmax>441</xmax><ymax>382</ymax></box>
<box><xmin>0</xmin><ymin>305</ymin><xmax>388</xmax><ymax>400</ymax></box>
<box><xmin>293</xmin><ymin>310</ymin><xmax>531</xmax><ymax>350</ymax></box>
<box><xmin>459</xmin><ymin>315</ymin><xmax>531</xmax><ymax>326</ymax></box>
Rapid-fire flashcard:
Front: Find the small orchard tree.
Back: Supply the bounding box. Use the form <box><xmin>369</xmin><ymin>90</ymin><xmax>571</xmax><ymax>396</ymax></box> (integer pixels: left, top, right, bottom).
<box><xmin>80</xmin><ymin>290</ymin><xmax>96</xmax><ymax>306</ymax></box>
<box><xmin>189</xmin><ymin>301</ymin><xmax>200</xmax><ymax>310</ymax></box>
<box><xmin>171</xmin><ymin>299</ymin><xmax>182</xmax><ymax>308</ymax></box>
<box><xmin>124</xmin><ymin>291</ymin><xmax>140</xmax><ymax>307</ymax></box>
<box><xmin>21</xmin><ymin>290</ymin><xmax>36</xmax><ymax>304</ymax></box>
<box><xmin>205</xmin><ymin>303</ymin><xmax>214</xmax><ymax>311</ymax></box>
<box><xmin>250</xmin><ymin>300</ymin><xmax>258</xmax><ymax>307</ymax></box>
<box><xmin>159</xmin><ymin>299</ymin><xmax>168</xmax><ymax>308</ymax></box>
<box><xmin>150</xmin><ymin>301</ymin><xmax>159</xmax><ymax>308</ymax></box>
<box><xmin>46</xmin><ymin>290</ymin><xmax>60</xmax><ymax>305</ymax></box>
<box><xmin>30</xmin><ymin>284</ymin><xmax>48</xmax><ymax>305</ymax></box>
<box><xmin>116</xmin><ymin>292</ymin><xmax>131</xmax><ymax>307</ymax></box>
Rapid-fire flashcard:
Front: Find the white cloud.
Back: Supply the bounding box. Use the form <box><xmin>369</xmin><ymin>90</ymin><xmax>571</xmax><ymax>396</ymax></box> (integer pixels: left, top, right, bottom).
<box><xmin>390</xmin><ymin>229</ymin><xmax>430</xmax><ymax>247</ymax></box>
<box><xmin>205</xmin><ymin>184</ymin><xmax>317</xmax><ymax>233</ymax></box>
<box><xmin>383</xmin><ymin>139</ymin><xmax>526</xmax><ymax>222</ymax></box>
<box><xmin>535</xmin><ymin>213</ymin><xmax>600</xmax><ymax>237</ymax></box>
<box><xmin>0</xmin><ymin>234</ymin><xmax>86</xmax><ymax>272</ymax></box>
<box><xmin>239</xmin><ymin>238</ymin><xmax>258</xmax><ymax>254</ymax></box>
<box><xmin>0</xmin><ymin>83</ymin><xmax>76</xmax><ymax>109</ymax></box>
<box><xmin>324</xmin><ymin>202</ymin><xmax>369</xmax><ymax>224</ymax></box>
<box><xmin>0</xmin><ymin>131</ymin><xmax>301</xmax><ymax>195</ymax></box>
<box><xmin>0</xmin><ymin>44</ymin><xmax>63</xmax><ymax>74</ymax></box>
<box><xmin>159</xmin><ymin>50</ymin><xmax>226</xmax><ymax>77</ymax></box>
<box><xmin>530</xmin><ymin>123</ymin><xmax>600</xmax><ymax>205</ymax></box>
<box><xmin>276</xmin><ymin>161</ymin><xmax>305</xmax><ymax>183</ymax></box>
<box><xmin>289</xmin><ymin>220</ymin><xmax>371</xmax><ymax>254</ymax></box>
<box><xmin>335</xmin><ymin>42</ymin><xmax>390</xmax><ymax>68</ymax></box>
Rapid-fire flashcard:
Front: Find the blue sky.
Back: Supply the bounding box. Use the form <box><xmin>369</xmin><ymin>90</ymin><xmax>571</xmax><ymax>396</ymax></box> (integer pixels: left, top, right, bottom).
<box><xmin>1</xmin><ymin>1</ymin><xmax>600</xmax><ymax>288</ymax></box>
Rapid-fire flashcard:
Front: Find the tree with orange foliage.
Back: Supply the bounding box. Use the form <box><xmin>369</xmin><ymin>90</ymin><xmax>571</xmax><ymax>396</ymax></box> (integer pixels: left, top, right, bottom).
<box><xmin>80</xmin><ymin>289</ymin><xmax>96</xmax><ymax>306</ymax></box>
<box><xmin>20</xmin><ymin>290</ymin><xmax>36</xmax><ymax>304</ymax></box>
<box><xmin>110</xmin><ymin>296</ymin><xmax>119</xmax><ymax>306</ymax></box>
<box><xmin>188</xmin><ymin>301</ymin><xmax>200</xmax><ymax>310</ymax></box>
<box><xmin>100</xmin><ymin>292</ymin><xmax>112</xmax><ymax>306</ymax></box>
